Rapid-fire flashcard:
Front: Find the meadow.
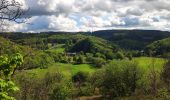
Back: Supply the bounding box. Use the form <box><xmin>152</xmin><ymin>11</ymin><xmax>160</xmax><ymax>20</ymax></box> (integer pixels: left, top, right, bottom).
<box><xmin>15</xmin><ymin>57</ymin><xmax>166</xmax><ymax>80</ymax></box>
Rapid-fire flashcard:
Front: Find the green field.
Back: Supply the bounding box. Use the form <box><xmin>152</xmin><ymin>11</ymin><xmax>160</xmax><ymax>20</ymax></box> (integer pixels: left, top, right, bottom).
<box><xmin>134</xmin><ymin>57</ymin><xmax>166</xmax><ymax>72</ymax></box>
<box><xmin>47</xmin><ymin>44</ymin><xmax>65</xmax><ymax>53</ymax></box>
<box><xmin>16</xmin><ymin>63</ymin><xmax>96</xmax><ymax>79</ymax></box>
<box><xmin>15</xmin><ymin>57</ymin><xmax>166</xmax><ymax>80</ymax></box>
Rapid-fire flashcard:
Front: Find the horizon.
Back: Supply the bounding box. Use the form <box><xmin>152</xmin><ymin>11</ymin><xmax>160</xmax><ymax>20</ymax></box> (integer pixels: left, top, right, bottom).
<box><xmin>1</xmin><ymin>29</ymin><xmax>170</xmax><ymax>33</ymax></box>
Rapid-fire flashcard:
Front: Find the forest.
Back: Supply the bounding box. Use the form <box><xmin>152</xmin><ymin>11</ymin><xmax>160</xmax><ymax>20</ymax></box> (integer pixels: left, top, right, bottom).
<box><xmin>1</xmin><ymin>30</ymin><xmax>170</xmax><ymax>100</ymax></box>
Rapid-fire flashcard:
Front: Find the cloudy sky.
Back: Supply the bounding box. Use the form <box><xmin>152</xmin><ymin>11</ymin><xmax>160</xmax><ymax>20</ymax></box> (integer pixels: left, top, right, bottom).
<box><xmin>6</xmin><ymin>0</ymin><xmax>170</xmax><ymax>32</ymax></box>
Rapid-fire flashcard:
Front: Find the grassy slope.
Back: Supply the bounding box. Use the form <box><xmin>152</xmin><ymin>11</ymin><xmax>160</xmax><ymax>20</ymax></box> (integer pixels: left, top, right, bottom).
<box><xmin>47</xmin><ymin>44</ymin><xmax>65</xmax><ymax>54</ymax></box>
<box><xmin>16</xmin><ymin>57</ymin><xmax>166</xmax><ymax>79</ymax></box>
<box><xmin>16</xmin><ymin>63</ymin><xmax>96</xmax><ymax>79</ymax></box>
<box><xmin>134</xmin><ymin>57</ymin><xmax>166</xmax><ymax>71</ymax></box>
<box><xmin>16</xmin><ymin>57</ymin><xmax>166</xmax><ymax>78</ymax></box>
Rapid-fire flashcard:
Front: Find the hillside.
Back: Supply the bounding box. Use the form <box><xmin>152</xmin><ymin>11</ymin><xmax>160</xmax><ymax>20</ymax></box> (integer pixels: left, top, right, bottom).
<box><xmin>91</xmin><ymin>30</ymin><xmax>170</xmax><ymax>50</ymax></box>
<box><xmin>0</xmin><ymin>33</ymin><xmax>88</xmax><ymax>50</ymax></box>
<box><xmin>1</xmin><ymin>30</ymin><xmax>170</xmax><ymax>51</ymax></box>
<box><xmin>0</xmin><ymin>36</ymin><xmax>54</xmax><ymax>70</ymax></box>
<box><xmin>69</xmin><ymin>36</ymin><xmax>118</xmax><ymax>54</ymax></box>
<box><xmin>0</xmin><ymin>36</ymin><xmax>22</xmax><ymax>55</ymax></box>
<box><xmin>145</xmin><ymin>37</ymin><xmax>170</xmax><ymax>57</ymax></box>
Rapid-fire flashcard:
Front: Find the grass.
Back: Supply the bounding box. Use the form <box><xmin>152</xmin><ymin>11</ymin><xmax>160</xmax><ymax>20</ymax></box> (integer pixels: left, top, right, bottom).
<box><xmin>47</xmin><ymin>44</ymin><xmax>65</xmax><ymax>54</ymax></box>
<box><xmin>16</xmin><ymin>63</ymin><xmax>96</xmax><ymax>79</ymax></box>
<box><xmin>132</xmin><ymin>57</ymin><xmax>167</xmax><ymax>85</ymax></box>
<box><xmin>133</xmin><ymin>57</ymin><xmax>166</xmax><ymax>72</ymax></box>
<box><xmin>15</xmin><ymin>57</ymin><xmax>167</xmax><ymax>80</ymax></box>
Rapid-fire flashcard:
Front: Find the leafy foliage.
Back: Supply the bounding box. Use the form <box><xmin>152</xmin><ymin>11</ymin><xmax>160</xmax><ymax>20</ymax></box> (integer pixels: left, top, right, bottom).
<box><xmin>145</xmin><ymin>37</ymin><xmax>170</xmax><ymax>57</ymax></box>
<box><xmin>0</xmin><ymin>53</ymin><xmax>23</xmax><ymax>100</ymax></box>
<box><xmin>98</xmin><ymin>61</ymin><xmax>142</xmax><ymax>99</ymax></box>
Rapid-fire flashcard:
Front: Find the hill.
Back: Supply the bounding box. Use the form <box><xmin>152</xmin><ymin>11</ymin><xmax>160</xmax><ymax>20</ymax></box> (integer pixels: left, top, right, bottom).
<box><xmin>0</xmin><ymin>36</ymin><xmax>23</xmax><ymax>55</ymax></box>
<box><xmin>0</xmin><ymin>36</ymin><xmax>54</xmax><ymax>70</ymax></box>
<box><xmin>1</xmin><ymin>30</ymin><xmax>170</xmax><ymax>59</ymax></box>
<box><xmin>68</xmin><ymin>36</ymin><xmax>118</xmax><ymax>54</ymax></box>
<box><xmin>145</xmin><ymin>37</ymin><xmax>170</xmax><ymax>57</ymax></box>
<box><xmin>1</xmin><ymin>30</ymin><xmax>170</xmax><ymax>51</ymax></box>
<box><xmin>91</xmin><ymin>30</ymin><xmax>170</xmax><ymax>50</ymax></box>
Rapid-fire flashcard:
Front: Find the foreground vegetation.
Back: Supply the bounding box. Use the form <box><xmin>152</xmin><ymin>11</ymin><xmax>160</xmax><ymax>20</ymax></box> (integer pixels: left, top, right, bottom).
<box><xmin>1</xmin><ymin>30</ymin><xmax>170</xmax><ymax>100</ymax></box>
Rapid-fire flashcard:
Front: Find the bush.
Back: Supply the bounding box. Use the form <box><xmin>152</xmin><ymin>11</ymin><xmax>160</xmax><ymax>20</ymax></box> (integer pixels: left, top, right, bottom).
<box><xmin>21</xmin><ymin>52</ymin><xmax>54</xmax><ymax>69</ymax></box>
<box><xmin>15</xmin><ymin>72</ymin><xmax>65</xmax><ymax>100</ymax></box>
<box><xmin>126</xmin><ymin>52</ymin><xmax>133</xmax><ymax>60</ymax></box>
<box><xmin>50</xmin><ymin>82</ymin><xmax>72</xmax><ymax>100</ymax></box>
<box><xmin>91</xmin><ymin>57</ymin><xmax>106</xmax><ymax>68</ymax></box>
<box><xmin>105</xmin><ymin>51</ymin><xmax>115</xmax><ymax>60</ymax></box>
<box><xmin>116</xmin><ymin>52</ymin><xmax>125</xmax><ymax>60</ymax></box>
<box><xmin>72</xmin><ymin>72</ymin><xmax>88</xmax><ymax>83</ymax></box>
<box><xmin>161</xmin><ymin>60</ymin><xmax>170</xmax><ymax>90</ymax></box>
<box><xmin>99</xmin><ymin>61</ymin><xmax>142</xmax><ymax>99</ymax></box>
<box><xmin>157</xmin><ymin>88</ymin><xmax>170</xmax><ymax>100</ymax></box>
<box><xmin>72</xmin><ymin>72</ymin><xmax>89</xmax><ymax>96</ymax></box>
<box><xmin>77</xmin><ymin>56</ymin><xmax>86</xmax><ymax>64</ymax></box>
<box><xmin>85</xmin><ymin>53</ymin><xmax>93</xmax><ymax>58</ymax></box>
<box><xmin>94</xmin><ymin>53</ymin><xmax>106</xmax><ymax>59</ymax></box>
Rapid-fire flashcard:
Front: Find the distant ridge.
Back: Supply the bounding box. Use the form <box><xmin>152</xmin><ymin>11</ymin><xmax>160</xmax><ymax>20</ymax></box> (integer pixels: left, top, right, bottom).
<box><xmin>1</xmin><ymin>29</ymin><xmax>170</xmax><ymax>34</ymax></box>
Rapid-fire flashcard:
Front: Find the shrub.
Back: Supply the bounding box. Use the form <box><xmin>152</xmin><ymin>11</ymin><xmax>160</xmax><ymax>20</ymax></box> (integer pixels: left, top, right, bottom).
<box><xmin>116</xmin><ymin>52</ymin><xmax>125</xmax><ymax>60</ymax></box>
<box><xmin>161</xmin><ymin>60</ymin><xmax>170</xmax><ymax>90</ymax></box>
<box><xmin>72</xmin><ymin>72</ymin><xmax>88</xmax><ymax>84</ymax></box>
<box><xmin>94</xmin><ymin>53</ymin><xmax>106</xmax><ymax>59</ymax></box>
<box><xmin>157</xmin><ymin>88</ymin><xmax>170</xmax><ymax>100</ymax></box>
<box><xmin>105</xmin><ymin>51</ymin><xmax>115</xmax><ymax>60</ymax></box>
<box><xmin>99</xmin><ymin>61</ymin><xmax>142</xmax><ymax>99</ymax></box>
<box><xmin>50</xmin><ymin>82</ymin><xmax>72</xmax><ymax>100</ymax></box>
<box><xmin>77</xmin><ymin>56</ymin><xmax>86</xmax><ymax>64</ymax></box>
<box><xmin>72</xmin><ymin>72</ymin><xmax>89</xmax><ymax>96</ymax></box>
<box><xmin>91</xmin><ymin>57</ymin><xmax>106</xmax><ymax>68</ymax></box>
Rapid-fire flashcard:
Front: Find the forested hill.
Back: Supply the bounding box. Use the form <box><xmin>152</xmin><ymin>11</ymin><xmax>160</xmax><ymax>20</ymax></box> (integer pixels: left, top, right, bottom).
<box><xmin>91</xmin><ymin>30</ymin><xmax>170</xmax><ymax>50</ymax></box>
<box><xmin>145</xmin><ymin>37</ymin><xmax>170</xmax><ymax>57</ymax></box>
<box><xmin>1</xmin><ymin>30</ymin><xmax>170</xmax><ymax>51</ymax></box>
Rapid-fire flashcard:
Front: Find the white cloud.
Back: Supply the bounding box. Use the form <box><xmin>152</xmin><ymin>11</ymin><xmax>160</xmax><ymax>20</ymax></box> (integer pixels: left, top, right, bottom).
<box><xmin>4</xmin><ymin>0</ymin><xmax>170</xmax><ymax>32</ymax></box>
<box><xmin>48</xmin><ymin>15</ymin><xmax>78</xmax><ymax>31</ymax></box>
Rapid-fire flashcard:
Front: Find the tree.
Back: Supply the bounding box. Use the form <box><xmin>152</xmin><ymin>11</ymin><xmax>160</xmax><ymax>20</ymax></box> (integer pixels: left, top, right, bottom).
<box><xmin>105</xmin><ymin>51</ymin><xmax>115</xmax><ymax>60</ymax></box>
<box><xmin>126</xmin><ymin>52</ymin><xmax>133</xmax><ymax>60</ymax></box>
<box><xmin>116</xmin><ymin>52</ymin><xmax>124</xmax><ymax>60</ymax></box>
<box><xmin>72</xmin><ymin>72</ymin><xmax>88</xmax><ymax>95</ymax></box>
<box><xmin>0</xmin><ymin>0</ymin><xmax>24</xmax><ymax>22</ymax></box>
<box><xmin>91</xmin><ymin>57</ymin><xmax>106</xmax><ymax>68</ymax></box>
<box><xmin>99</xmin><ymin>61</ymin><xmax>142</xmax><ymax>99</ymax></box>
<box><xmin>0</xmin><ymin>53</ymin><xmax>23</xmax><ymax>100</ymax></box>
<box><xmin>77</xmin><ymin>56</ymin><xmax>85</xmax><ymax>64</ymax></box>
<box><xmin>0</xmin><ymin>0</ymin><xmax>26</xmax><ymax>32</ymax></box>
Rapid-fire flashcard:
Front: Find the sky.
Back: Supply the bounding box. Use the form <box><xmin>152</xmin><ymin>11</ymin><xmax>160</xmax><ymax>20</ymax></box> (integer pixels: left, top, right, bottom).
<box><xmin>5</xmin><ymin>0</ymin><xmax>170</xmax><ymax>32</ymax></box>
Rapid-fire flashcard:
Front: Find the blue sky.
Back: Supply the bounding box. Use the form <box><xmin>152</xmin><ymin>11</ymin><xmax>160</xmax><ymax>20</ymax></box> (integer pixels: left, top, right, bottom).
<box><xmin>5</xmin><ymin>0</ymin><xmax>170</xmax><ymax>32</ymax></box>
